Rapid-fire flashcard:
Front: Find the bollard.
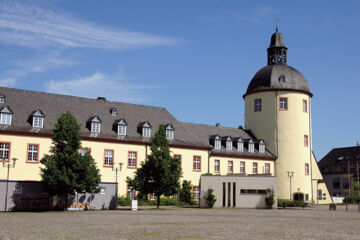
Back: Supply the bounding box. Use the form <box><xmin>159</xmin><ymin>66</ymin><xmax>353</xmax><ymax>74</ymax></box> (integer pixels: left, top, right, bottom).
<box><xmin>346</xmin><ymin>204</ymin><xmax>348</xmax><ymax>212</ymax></box>
<box><xmin>329</xmin><ymin>203</ymin><xmax>336</xmax><ymax>211</ymax></box>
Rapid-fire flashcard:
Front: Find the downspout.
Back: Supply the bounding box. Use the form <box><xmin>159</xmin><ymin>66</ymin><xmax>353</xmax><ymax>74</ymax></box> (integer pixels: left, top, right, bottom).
<box><xmin>275</xmin><ymin>91</ymin><xmax>278</xmax><ymax>176</ymax></box>
<box><xmin>309</xmin><ymin>96</ymin><xmax>314</xmax><ymax>203</ymax></box>
<box><xmin>208</xmin><ymin>149</ymin><xmax>211</xmax><ymax>173</ymax></box>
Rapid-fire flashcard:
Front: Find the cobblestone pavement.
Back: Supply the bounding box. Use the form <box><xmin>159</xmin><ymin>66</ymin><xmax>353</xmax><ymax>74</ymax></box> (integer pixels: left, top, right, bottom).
<box><xmin>0</xmin><ymin>205</ymin><xmax>360</xmax><ymax>240</ymax></box>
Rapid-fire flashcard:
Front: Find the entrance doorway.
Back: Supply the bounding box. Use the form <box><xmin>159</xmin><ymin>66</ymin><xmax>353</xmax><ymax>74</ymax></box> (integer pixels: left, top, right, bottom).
<box><xmin>293</xmin><ymin>192</ymin><xmax>304</xmax><ymax>201</ymax></box>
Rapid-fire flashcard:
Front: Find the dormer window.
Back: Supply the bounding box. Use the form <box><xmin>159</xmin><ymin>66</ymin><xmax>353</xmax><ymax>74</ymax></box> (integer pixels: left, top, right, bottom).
<box><xmin>141</xmin><ymin>121</ymin><xmax>152</xmax><ymax>137</ymax></box>
<box><xmin>117</xmin><ymin>118</ymin><xmax>128</xmax><ymax>136</ymax></box>
<box><xmin>110</xmin><ymin>108</ymin><xmax>117</xmax><ymax>116</ymax></box>
<box><xmin>165</xmin><ymin>124</ymin><xmax>175</xmax><ymax>140</ymax></box>
<box><xmin>225</xmin><ymin>136</ymin><xmax>232</xmax><ymax>150</ymax></box>
<box><xmin>237</xmin><ymin>138</ymin><xmax>244</xmax><ymax>151</ymax></box>
<box><xmin>90</xmin><ymin>116</ymin><xmax>102</xmax><ymax>133</ymax></box>
<box><xmin>213</xmin><ymin>135</ymin><xmax>221</xmax><ymax>150</ymax></box>
<box><xmin>32</xmin><ymin>110</ymin><xmax>45</xmax><ymax>128</ymax></box>
<box><xmin>0</xmin><ymin>94</ymin><xmax>5</xmax><ymax>104</ymax></box>
<box><xmin>0</xmin><ymin>106</ymin><xmax>13</xmax><ymax>125</ymax></box>
<box><xmin>248</xmin><ymin>139</ymin><xmax>254</xmax><ymax>153</ymax></box>
<box><xmin>259</xmin><ymin>140</ymin><xmax>265</xmax><ymax>153</ymax></box>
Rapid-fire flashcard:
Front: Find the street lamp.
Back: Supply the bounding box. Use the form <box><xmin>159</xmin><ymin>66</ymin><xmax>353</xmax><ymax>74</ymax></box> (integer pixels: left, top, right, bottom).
<box><xmin>287</xmin><ymin>171</ymin><xmax>294</xmax><ymax>201</ymax></box>
<box><xmin>1</xmin><ymin>157</ymin><xmax>17</xmax><ymax>211</ymax></box>
<box><xmin>112</xmin><ymin>162</ymin><xmax>123</xmax><ymax>208</ymax></box>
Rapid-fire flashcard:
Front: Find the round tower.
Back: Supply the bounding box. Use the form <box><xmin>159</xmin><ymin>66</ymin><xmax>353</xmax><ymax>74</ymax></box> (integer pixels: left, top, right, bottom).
<box><xmin>243</xmin><ymin>28</ymin><xmax>313</xmax><ymax>201</ymax></box>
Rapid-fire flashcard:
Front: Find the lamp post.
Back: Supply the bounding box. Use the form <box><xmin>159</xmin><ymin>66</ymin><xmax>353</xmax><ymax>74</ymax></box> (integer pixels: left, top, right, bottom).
<box><xmin>1</xmin><ymin>157</ymin><xmax>17</xmax><ymax>212</ymax></box>
<box><xmin>112</xmin><ymin>162</ymin><xmax>123</xmax><ymax>208</ymax></box>
<box><xmin>287</xmin><ymin>171</ymin><xmax>294</xmax><ymax>201</ymax></box>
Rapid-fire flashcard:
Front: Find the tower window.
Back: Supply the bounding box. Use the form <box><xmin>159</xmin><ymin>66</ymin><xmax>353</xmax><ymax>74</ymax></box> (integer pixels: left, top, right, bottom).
<box><xmin>279</xmin><ymin>97</ymin><xmax>288</xmax><ymax>110</ymax></box>
<box><xmin>279</xmin><ymin>75</ymin><xmax>286</xmax><ymax>83</ymax></box>
<box><xmin>305</xmin><ymin>163</ymin><xmax>309</xmax><ymax>175</ymax></box>
<box><xmin>254</xmin><ymin>99</ymin><xmax>262</xmax><ymax>112</ymax></box>
<box><xmin>304</xmin><ymin>135</ymin><xmax>309</xmax><ymax>147</ymax></box>
<box><xmin>303</xmin><ymin>100</ymin><xmax>307</xmax><ymax>113</ymax></box>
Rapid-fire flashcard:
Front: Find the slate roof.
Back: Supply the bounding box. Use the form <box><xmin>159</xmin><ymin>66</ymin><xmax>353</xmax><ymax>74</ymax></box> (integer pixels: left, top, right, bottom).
<box><xmin>0</xmin><ymin>87</ymin><xmax>275</xmax><ymax>159</ymax></box>
<box><xmin>318</xmin><ymin>146</ymin><xmax>360</xmax><ymax>167</ymax></box>
<box><xmin>245</xmin><ymin>64</ymin><xmax>311</xmax><ymax>96</ymax></box>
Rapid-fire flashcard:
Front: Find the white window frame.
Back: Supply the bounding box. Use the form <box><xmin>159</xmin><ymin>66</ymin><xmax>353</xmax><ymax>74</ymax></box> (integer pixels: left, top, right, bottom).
<box><xmin>33</xmin><ymin>116</ymin><xmax>44</xmax><ymax>128</ymax></box>
<box><xmin>303</xmin><ymin>100</ymin><xmax>307</xmax><ymax>112</ymax></box>
<box><xmin>193</xmin><ymin>156</ymin><xmax>201</xmax><ymax>171</ymax></box>
<box><xmin>0</xmin><ymin>97</ymin><xmax>4</xmax><ymax>103</ymax></box>
<box><xmin>226</xmin><ymin>141</ymin><xmax>232</xmax><ymax>150</ymax></box>
<box><xmin>0</xmin><ymin>142</ymin><xmax>10</xmax><ymax>160</ymax></box>
<box><xmin>279</xmin><ymin>97</ymin><xmax>288</xmax><ymax>110</ymax></box>
<box><xmin>118</xmin><ymin>125</ymin><xmax>127</xmax><ymax>135</ymax></box>
<box><xmin>228</xmin><ymin>161</ymin><xmax>233</xmax><ymax>173</ymax></box>
<box><xmin>248</xmin><ymin>143</ymin><xmax>254</xmax><ymax>152</ymax></box>
<box><xmin>214</xmin><ymin>139</ymin><xmax>221</xmax><ymax>150</ymax></box>
<box><xmin>27</xmin><ymin>144</ymin><xmax>39</xmax><ymax>162</ymax></box>
<box><xmin>259</xmin><ymin>144</ymin><xmax>265</xmax><ymax>153</ymax></box>
<box><xmin>91</xmin><ymin>122</ymin><xmax>101</xmax><ymax>133</ymax></box>
<box><xmin>142</xmin><ymin>127</ymin><xmax>151</xmax><ymax>137</ymax></box>
<box><xmin>238</xmin><ymin>142</ymin><xmax>243</xmax><ymax>151</ymax></box>
<box><xmin>193</xmin><ymin>186</ymin><xmax>200</xmax><ymax>201</ymax></box>
<box><xmin>0</xmin><ymin>113</ymin><xmax>12</xmax><ymax>125</ymax></box>
<box><xmin>128</xmin><ymin>152</ymin><xmax>137</xmax><ymax>168</ymax></box>
<box><xmin>104</xmin><ymin>150</ymin><xmax>113</xmax><ymax>166</ymax></box>
<box><xmin>214</xmin><ymin>159</ymin><xmax>220</xmax><ymax>172</ymax></box>
<box><xmin>166</xmin><ymin>129</ymin><xmax>174</xmax><ymax>140</ymax></box>
<box><xmin>305</xmin><ymin>163</ymin><xmax>309</xmax><ymax>175</ymax></box>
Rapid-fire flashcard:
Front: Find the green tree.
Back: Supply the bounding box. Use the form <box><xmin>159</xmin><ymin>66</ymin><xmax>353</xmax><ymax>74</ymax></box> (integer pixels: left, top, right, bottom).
<box><xmin>179</xmin><ymin>180</ymin><xmax>193</xmax><ymax>204</ymax></box>
<box><xmin>40</xmin><ymin>111</ymin><xmax>101</xmax><ymax>209</ymax></box>
<box><xmin>127</xmin><ymin>124</ymin><xmax>182</xmax><ymax>208</ymax></box>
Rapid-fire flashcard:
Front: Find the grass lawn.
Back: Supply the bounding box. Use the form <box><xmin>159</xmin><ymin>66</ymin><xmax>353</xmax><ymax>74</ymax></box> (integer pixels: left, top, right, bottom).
<box><xmin>0</xmin><ymin>205</ymin><xmax>359</xmax><ymax>239</ymax></box>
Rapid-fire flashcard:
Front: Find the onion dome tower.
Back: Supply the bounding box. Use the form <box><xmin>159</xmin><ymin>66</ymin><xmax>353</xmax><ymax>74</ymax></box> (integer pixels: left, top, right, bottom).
<box><xmin>243</xmin><ymin>28</ymin><xmax>315</xmax><ymax>201</ymax></box>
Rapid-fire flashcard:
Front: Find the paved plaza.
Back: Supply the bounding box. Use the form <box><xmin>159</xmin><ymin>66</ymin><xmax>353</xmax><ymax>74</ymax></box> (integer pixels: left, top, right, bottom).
<box><xmin>0</xmin><ymin>205</ymin><xmax>359</xmax><ymax>240</ymax></box>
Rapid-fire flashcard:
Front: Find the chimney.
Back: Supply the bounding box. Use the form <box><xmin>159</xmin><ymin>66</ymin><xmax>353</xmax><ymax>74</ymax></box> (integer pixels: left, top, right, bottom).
<box><xmin>215</xmin><ymin>123</ymin><xmax>220</xmax><ymax>127</ymax></box>
<box><xmin>97</xmin><ymin>97</ymin><xmax>106</xmax><ymax>101</ymax></box>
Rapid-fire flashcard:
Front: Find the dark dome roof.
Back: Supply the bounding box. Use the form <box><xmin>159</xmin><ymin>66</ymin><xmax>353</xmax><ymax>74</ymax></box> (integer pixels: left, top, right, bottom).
<box><xmin>245</xmin><ymin>64</ymin><xmax>311</xmax><ymax>96</ymax></box>
<box><xmin>269</xmin><ymin>30</ymin><xmax>286</xmax><ymax>48</ymax></box>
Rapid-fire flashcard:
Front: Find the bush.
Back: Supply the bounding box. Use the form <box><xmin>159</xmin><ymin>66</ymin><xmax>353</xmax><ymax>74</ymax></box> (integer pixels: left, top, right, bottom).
<box><xmin>117</xmin><ymin>195</ymin><xmax>198</xmax><ymax>207</ymax></box>
<box><xmin>278</xmin><ymin>199</ymin><xmax>306</xmax><ymax>208</ymax></box>
<box><xmin>180</xmin><ymin>180</ymin><xmax>193</xmax><ymax>204</ymax></box>
<box><xmin>265</xmin><ymin>188</ymin><xmax>275</xmax><ymax>209</ymax></box>
<box><xmin>344</xmin><ymin>195</ymin><xmax>359</xmax><ymax>204</ymax></box>
<box><xmin>205</xmin><ymin>188</ymin><xmax>217</xmax><ymax>208</ymax></box>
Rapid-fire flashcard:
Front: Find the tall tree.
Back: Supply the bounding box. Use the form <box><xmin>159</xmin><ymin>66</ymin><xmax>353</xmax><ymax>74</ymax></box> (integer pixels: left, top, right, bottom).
<box><xmin>40</xmin><ymin>111</ymin><xmax>101</xmax><ymax>209</ymax></box>
<box><xmin>127</xmin><ymin>124</ymin><xmax>182</xmax><ymax>208</ymax></box>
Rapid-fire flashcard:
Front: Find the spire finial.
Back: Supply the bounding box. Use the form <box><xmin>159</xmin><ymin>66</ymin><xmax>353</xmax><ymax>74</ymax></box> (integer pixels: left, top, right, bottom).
<box><xmin>275</xmin><ymin>18</ymin><xmax>280</xmax><ymax>32</ymax></box>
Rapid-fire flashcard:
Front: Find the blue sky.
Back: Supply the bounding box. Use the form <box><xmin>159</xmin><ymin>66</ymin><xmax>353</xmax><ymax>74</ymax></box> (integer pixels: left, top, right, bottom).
<box><xmin>0</xmin><ymin>0</ymin><xmax>359</xmax><ymax>159</ymax></box>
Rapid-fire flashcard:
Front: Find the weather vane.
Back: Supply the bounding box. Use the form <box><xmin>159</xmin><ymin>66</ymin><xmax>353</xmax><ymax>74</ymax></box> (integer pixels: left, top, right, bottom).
<box><xmin>275</xmin><ymin>19</ymin><xmax>280</xmax><ymax>32</ymax></box>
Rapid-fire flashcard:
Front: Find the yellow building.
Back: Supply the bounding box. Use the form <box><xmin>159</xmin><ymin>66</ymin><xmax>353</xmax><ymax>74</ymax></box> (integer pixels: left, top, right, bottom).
<box><xmin>0</xmin><ymin>29</ymin><xmax>331</xmax><ymax>211</ymax></box>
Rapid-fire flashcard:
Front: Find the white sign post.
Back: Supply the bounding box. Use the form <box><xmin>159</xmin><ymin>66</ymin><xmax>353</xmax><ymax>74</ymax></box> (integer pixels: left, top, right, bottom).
<box><xmin>131</xmin><ymin>200</ymin><xmax>138</xmax><ymax>211</ymax></box>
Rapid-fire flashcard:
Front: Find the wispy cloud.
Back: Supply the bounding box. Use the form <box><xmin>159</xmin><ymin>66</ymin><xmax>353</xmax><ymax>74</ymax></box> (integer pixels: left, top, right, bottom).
<box><xmin>227</xmin><ymin>6</ymin><xmax>277</xmax><ymax>23</ymax></box>
<box><xmin>0</xmin><ymin>3</ymin><xmax>180</xmax><ymax>50</ymax></box>
<box><xmin>44</xmin><ymin>69</ymin><xmax>157</xmax><ymax>103</ymax></box>
<box><xmin>0</xmin><ymin>78</ymin><xmax>16</xmax><ymax>87</ymax></box>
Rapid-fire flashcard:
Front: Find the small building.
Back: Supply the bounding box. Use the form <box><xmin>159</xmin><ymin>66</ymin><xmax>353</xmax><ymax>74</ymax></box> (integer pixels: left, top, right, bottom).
<box><xmin>200</xmin><ymin>175</ymin><xmax>277</xmax><ymax>208</ymax></box>
<box><xmin>318</xmin><ymin>145</ymin><xmax>360</xmax><ymax>197</ymax></box>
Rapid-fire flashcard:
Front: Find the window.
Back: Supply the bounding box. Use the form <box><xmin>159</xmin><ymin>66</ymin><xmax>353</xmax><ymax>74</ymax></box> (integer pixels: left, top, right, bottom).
<box><xmin>27</xmin><ymin>144</ymin><xmax>39</xmax><ymax>163</ymax></box>
<box><xmin>0</xmin><ymin>94</ymin><xmax>5</xmax><ymax>103</ymax></box>
<box><xmin>226</xmin><ymin>140</ymin><xmax>232</xmax><ymax>150</ymax></box>
<box><xmin>303</xmin><ymin>100</ymin><xmax>307</xmax><ymax>113</ymax></box>
<box><xmin>91</xmin><ymin>122</ymin><xmax>101</xmax><ymax>133</ymax></box>
<box><xmin>279</xmin><ymin>97</ymin><xmax>288</xmax><ymax>110</ymax></box>
<box><xmin>214</xmin><ymin>159</ymin><xmax>220</xmax><ymax>173</ymax></box>
<box><xmin>0</xmin><ymin>113</ymin><xmax>12</xmax><ymax>125</ymax></box>
<box><xmin>237</xmin><ymin>141</ymin><xmax>243</xmax><ymax>151</ymax></box>
<box><xmin>111</xmin><ymin>108</ymin><xmax>117</xmax><ymax>116</ymax></box>
<box><xmin>0</xmin><ymin>142</ymin><xmax>10</xmax><ymax>161</ymax></box>
<box><xmin>104</xmin><ymin>150</ymin><xmax>114</xmax><ymax>166</ymax></box>
<box><xmin>265</xmin><ymin>163</ymin><xmax>270</xmax><ymax>174</ymax></box>
<box><xmin>333</xmin><ymin>178</ymin><xmax>340</xmax><ymax>189</ymax></box>
<box><xmin>214</xmin><ymin>139</ymin><xmax>221</xmax><ymax>150</ymax></box>
<box><xmin>80</xmin><ymin>148</ymin><xmax>91</xmax><ymax>156</ymax></box>
<box><xmin>305</xmin><ymin>163</ymin><xmax>309</xmax><ymax>175</ymax></box>
<box><xmin>259</xmin><ymin>143</ymin><xmax>265</xmax><ymax>153</ymax></box>
<box><xmin>228</xmin><ymin>161</ymin><xmax>233</xmax><ymax>173</ymax></box>
<box><xmin>254</xmin><ymin>99</ymin><xmax>262</xmax><ymax>112</ymax></box>
<box><xmin>193</xmin><ymin>186</ymin><xmax>200</xmax><ymax>201</ymax></box>
<box><xmin>166</xmin><ymin>129</ymin><xmax>174</xmax><ymax>139</ymax></box>
<box><xmin>240</xmin><ymin>162</ymin><xmax>245</xmax><ymax>174</ymax></box>
<box><xmin>33</xmin><ymin>116</ymin><xmax>44</xmax><ymax>128</ymax></box>
<box><xmin>128</xmin><ymin>151</ymin><xmax>137</xmax><ymax>168</ymax></box>
<box><xmin>317</xmin><ymin>189</ymin><xmax>322</xmax><ymax>200</ymax></box>
<box><xmin>304</xmin><ymin>135</ymin><xmax>309</xmax><ymax>147</ymax></box>
<box><xmin>248</xmin><ymin>142</ymin><xmax>254</xmax><ymax>152</ymax></box>
<box><xmin>142</xmin><ymin>127</ymin><xmax>151</xmax><ymax>137</ymax></box>
<box><xmin>279</xmin><ymin>75</ymin><xmax>286</xmax><ymax>83</ymax></box>
<box><xmin>253</xmin><ymin>162</ymin><xmax>258</xmax><ymax>174</ymax></box>
<box><xmin>174</xmin><ymin>154</ymin><xmax>182</xmax><ymax>169</ymax></box>
<box><xmin>118</xmin><ymin>125</ymin><xmax>126</xmax><ymax>135</ymax></box>
<box><xmin>193</xmin><ymin>155</ymin><xmax>201</xmax><ymax>171</ymax></box>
